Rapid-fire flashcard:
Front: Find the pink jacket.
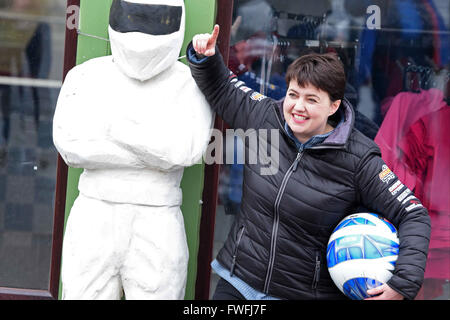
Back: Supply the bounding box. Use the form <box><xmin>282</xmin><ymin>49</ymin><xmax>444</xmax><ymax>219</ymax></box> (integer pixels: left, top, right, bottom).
<box><xmin>375</xmin><ymin>89</ymin><xmax>446</xmax><ymax>192</ymax></box>
<box><xmin>399</xmin><ymin>108</ymin><xmax>450</xmax><ymax>248</ymax></box>
<box><xmin>376</xmin><ymin>90</ymin><xmax>449</xmax><ymax>280</ymax></box>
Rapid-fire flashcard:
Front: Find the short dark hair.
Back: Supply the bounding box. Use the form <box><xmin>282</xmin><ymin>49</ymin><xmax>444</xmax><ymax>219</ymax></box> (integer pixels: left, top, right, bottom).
<box><xmin>285</xmin><ymin>52</ymin><xmax>346</xmax><ymax>102</ymax></box>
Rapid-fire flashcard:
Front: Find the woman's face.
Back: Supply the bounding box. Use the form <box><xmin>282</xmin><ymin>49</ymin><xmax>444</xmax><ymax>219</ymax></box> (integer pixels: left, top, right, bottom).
<box><xmin>283</xmin><ymin>80</ymin><xmax>341</xmax><ymax>144</ymax></box>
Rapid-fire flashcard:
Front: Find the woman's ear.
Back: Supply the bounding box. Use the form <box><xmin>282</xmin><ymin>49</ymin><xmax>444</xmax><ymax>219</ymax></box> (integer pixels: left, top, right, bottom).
<box><xmin>329</xmin><ymin>99</ymin><xmax>341</xmax><ymax>116</ymax></box>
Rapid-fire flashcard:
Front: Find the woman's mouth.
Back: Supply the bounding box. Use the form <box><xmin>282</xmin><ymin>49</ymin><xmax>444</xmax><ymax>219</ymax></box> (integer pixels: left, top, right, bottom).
<box><xmin>292</xmin><ymin>113</ymin><xmax>308</xmax><ymax>124</ymax></box>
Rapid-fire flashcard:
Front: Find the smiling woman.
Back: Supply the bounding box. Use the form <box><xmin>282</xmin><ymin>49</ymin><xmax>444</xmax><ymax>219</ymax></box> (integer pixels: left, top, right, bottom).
<box><xmin>188</xmin><ymin>23</ymin><xmax>431</xmax><ymax>301</ymax></box>
<box><xmin>281</xmin><ymin>52</ymin><xmax>345</xmax><ymax>145</ymax></box>
<box><xmin>283</xmin><ymin>81</ymin><xmax>340</xmax><ymax>144</ymax></box>
<box><xmin>199</xmin><ymin>0</ymin><xmax>448</xmax><ymax>301</ymax></box>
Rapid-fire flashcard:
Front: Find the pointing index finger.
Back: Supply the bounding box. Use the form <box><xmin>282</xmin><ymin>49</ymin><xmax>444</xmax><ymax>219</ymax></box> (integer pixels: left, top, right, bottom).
<box><xmin>210</xmin><ymin>24</ymin><xmax>220</xmax><ymax>43</ymax></box>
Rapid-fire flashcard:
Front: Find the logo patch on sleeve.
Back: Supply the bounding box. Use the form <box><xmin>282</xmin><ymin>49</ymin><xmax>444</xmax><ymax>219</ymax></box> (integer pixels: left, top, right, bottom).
<box><xmin>250</xmin><ymin>92</ymin><xmax>267</xmax><ymax>101</ymax></box>
<box><xmin>239</xmin><ymin>86</ymin><xmax>252</xmax><ymax>93</ymax></box>
<box><xmin>388</xmin><ymin>180</ymin><xmax>404</xmax><ymax>196</ymax></box>
<box><xmin>405</xmin><ymin>199</ymin><xmax>423</xmax><ymax>211</ymax></box>
<box><xmin>379</xmin><ymin>165</ymin><xmax>396</xmax><ymax>184</ymax></box>
<box><xmin>396</xmin><ymin>188</ymin><xmax>411</xmax><ymax>202</ymax></box>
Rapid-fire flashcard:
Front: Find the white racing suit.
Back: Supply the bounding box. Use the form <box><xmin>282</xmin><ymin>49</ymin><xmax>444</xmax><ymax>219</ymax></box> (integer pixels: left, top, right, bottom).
<box><xmin>53</xmin><ymin>0</ymin><xmax>213</xmax><ymax>299</ymax></box>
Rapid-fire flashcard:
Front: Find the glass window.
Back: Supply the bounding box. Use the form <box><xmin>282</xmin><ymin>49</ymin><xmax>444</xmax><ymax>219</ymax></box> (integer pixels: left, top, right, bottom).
<box><xmin>211</xmin><ymin>0</ymin><xmax>449</xmax><ymax>300</ymax></box>
<box><xmin>0</xmin><ymin>0</ymin><xmax>66</xmax><ymax>290</ymax></box>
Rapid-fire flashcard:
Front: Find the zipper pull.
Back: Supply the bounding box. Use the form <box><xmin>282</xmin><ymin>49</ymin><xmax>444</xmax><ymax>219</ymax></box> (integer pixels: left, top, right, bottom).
<box><xmin>230</xmin><ymin>256</ymin><xmax>237</xmax><ymax>276</ymax></box>
<box><xmin>292</xmin><ymin>152</ymin><xmax>302</xmax><ymax>172</ymax></box>
<box><xmin>312</xmin><ymin>253</ymin><xmax>321</xmax><ymax>289</ymax></box>
<box><xmin>230</xmin><ymin>226</ymin><xmax>245</xmax><ymax>277</ymax></box>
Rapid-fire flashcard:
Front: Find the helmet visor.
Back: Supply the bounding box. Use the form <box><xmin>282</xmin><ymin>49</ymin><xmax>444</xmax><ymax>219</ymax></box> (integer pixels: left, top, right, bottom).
<box><xmin>109</xmin><ymin>0</ymin><xmax>182</xmax><ymax>36</ymax></box>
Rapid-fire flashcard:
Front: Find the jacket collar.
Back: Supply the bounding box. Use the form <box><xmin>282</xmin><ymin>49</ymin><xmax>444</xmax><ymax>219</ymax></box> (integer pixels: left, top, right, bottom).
<box><xmin>275</xmin><ymin>97</ymin><xmax>355</xmax><ymax>150</ymax></box>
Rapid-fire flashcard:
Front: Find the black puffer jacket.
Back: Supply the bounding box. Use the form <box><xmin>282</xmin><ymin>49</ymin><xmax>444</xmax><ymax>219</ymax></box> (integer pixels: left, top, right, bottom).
<box><xmin>187</xmin><ymin>43</ymin><xmax>431</xmax><ymax>300</ymax></box>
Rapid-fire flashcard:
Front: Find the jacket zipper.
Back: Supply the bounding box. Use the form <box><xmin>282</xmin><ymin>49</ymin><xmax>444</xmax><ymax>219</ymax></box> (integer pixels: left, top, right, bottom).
<box><xmin>230</xmin><ymin>226</ymin><xmax>246</xmax><ymax>276</ymax></box>
<box><xmin>263</xmin><ymin>152</ymin><xmax>303</xmax><ymax>293</ymax></box>
<box><xmin>312</xmin><ymin>252</ymin><xmax>321</xmax><ymax>289</ymax></box>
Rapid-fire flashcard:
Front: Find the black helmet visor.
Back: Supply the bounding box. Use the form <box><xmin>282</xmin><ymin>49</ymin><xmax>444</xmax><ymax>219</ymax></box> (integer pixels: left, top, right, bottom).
<box><xmin>109</xmin><ymin>0</ymin><xmax>182</xmax><ymax>35</ymax></box>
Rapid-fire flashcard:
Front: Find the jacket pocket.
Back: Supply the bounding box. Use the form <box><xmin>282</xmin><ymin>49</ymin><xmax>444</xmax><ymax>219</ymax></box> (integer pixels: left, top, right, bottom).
<box><xmin>312</xmin><ymin>251</ymin><xmax>321</xmax><ymax>289</ymax></box>
<box><xmin>230</xmin><ymin>225</ymin><xmax>245</xmax><ymax>276</ymax></box>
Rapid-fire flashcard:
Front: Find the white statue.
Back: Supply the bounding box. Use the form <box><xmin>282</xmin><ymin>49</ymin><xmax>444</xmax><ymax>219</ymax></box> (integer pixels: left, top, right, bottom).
<box><xmin>53</xmin><ymin>0</ymin><xmax>213</xmax><ymax>300</ymax></box>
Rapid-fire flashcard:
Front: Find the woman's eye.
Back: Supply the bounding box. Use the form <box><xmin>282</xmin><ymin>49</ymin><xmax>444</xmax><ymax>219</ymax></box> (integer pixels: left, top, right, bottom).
<box><xmin>308</xmin><ymin>99</ymin><xmax>317</xmax><ymax>103</ymax></box>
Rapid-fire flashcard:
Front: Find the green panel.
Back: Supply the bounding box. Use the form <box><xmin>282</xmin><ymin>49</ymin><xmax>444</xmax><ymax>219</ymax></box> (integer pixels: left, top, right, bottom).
<box><xmin>59</xmin><ymin>0</ymin><xmax>216</xmax><ymax>300</ymax></box>
<box><xmin>180</xmin><ymin>0</ymin><xmax>217</xmax><ymax>65</ymax></box>
<box><xmin>180</xmin><ymin>0</ymin><xmax>216</xmax><ymax>300</ymax></box>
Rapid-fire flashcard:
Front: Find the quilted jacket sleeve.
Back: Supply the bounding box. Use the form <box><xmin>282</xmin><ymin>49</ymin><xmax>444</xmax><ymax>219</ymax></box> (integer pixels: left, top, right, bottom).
<box><xmin>355</xmin><ymin>147</ymin><xmax>431</xmax><ymax>300</ymax></box>
<box><xmin>186</xmin><ymin>42</ymin><xmax>273</xmax><ymax>130</ymax></box>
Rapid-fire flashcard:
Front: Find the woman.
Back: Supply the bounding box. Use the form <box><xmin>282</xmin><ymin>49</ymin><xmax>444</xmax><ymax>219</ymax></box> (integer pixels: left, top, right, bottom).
<box><xmin>188</xmin><ymin>25</ymin><xmax>431</xmax><ymax>300</ymax></box>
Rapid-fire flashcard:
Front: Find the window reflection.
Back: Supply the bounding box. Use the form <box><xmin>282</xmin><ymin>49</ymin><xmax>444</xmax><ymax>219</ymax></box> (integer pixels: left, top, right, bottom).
<box><xmin>211</xmin><ymin>0</ymin><xmax>449</xmax><ymax>300</ymax></box>
<box><xmin>0</xmin><ymin>0</ymin><xmax>65</xmax><ymax>289</ymax></box>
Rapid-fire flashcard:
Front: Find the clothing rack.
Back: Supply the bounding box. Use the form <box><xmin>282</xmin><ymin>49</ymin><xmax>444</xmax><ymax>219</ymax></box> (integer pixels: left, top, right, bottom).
<box><xmin>271</xmin><ymin>8</ymin><xmax>326</xmax><ymax>40</ymax></box>
<box><xmin>403</xmin><ymin>63</ymin><xmax>450</xmax><ymax>104</ymax></box>
<box><xmin>268</xmin><ymin>38</ymin><xmax>359</xmax><ymax>50</ymax></box>
<box><xmin>272</xmin><ymin>10</ymin><xmax>325</xmax><ymax>26</ymax></box>
<box><xmin>402</xmin><ymin>64</ymin><xmax>433</xmax><ymax>92</ymax></box>
<box><xmin>270</xmin><ymin>7</ymin><xmax>360</xmax><ymax>50</ymax></box>
<box><xmin>402</xmin><ymin>63</ymin><xmax>450</xmax><ymax>91</ymax></box>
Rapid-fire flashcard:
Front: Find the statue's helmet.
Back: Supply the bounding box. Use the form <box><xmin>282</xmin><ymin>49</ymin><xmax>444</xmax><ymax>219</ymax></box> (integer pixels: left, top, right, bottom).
<box><xmin>108</xmin><ymin>0</ymin><xmax>185</xmax><ymax>81</ymax></box>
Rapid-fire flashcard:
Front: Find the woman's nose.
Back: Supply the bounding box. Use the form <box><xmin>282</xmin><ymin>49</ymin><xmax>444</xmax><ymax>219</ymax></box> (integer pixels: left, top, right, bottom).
<box><xmin>294</xmin><ymin>99</ymin><xmax>306</xmax><ymax>112</ymax></box>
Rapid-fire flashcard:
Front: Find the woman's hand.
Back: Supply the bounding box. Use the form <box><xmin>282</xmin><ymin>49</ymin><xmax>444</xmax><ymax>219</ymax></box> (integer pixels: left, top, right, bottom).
<box><xmin>193</xmin><ymin>24</ymin><xmax>220</xmax><ymax>56</ymax></box>
<box><xmin>365</xmin><ymin>284</ymin><xmax>404</xmax><ymax>300</ymax></box>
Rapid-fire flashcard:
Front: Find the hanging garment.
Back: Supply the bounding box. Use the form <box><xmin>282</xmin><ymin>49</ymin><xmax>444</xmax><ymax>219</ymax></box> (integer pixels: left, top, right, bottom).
<box><xmin>398</xmin><ymin>108</ymin><xmax>450</xmax><ymax>245</ymax></box>
<box><xmin>398</xmin><ymin>107</ymin><xmax>450</xmax><ymax>280</ymax></box>
<box><xmin>374</xmin><ymin>88</ymin><xmax>446</xmax><ymax>191</ymax></box>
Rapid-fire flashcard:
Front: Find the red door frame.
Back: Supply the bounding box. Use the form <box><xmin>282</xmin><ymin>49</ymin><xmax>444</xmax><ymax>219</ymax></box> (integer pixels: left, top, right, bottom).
<box><xmin>195</xmin><ymin>0</ymin><xmax>234</xmax><ymax>300</ymax></box>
